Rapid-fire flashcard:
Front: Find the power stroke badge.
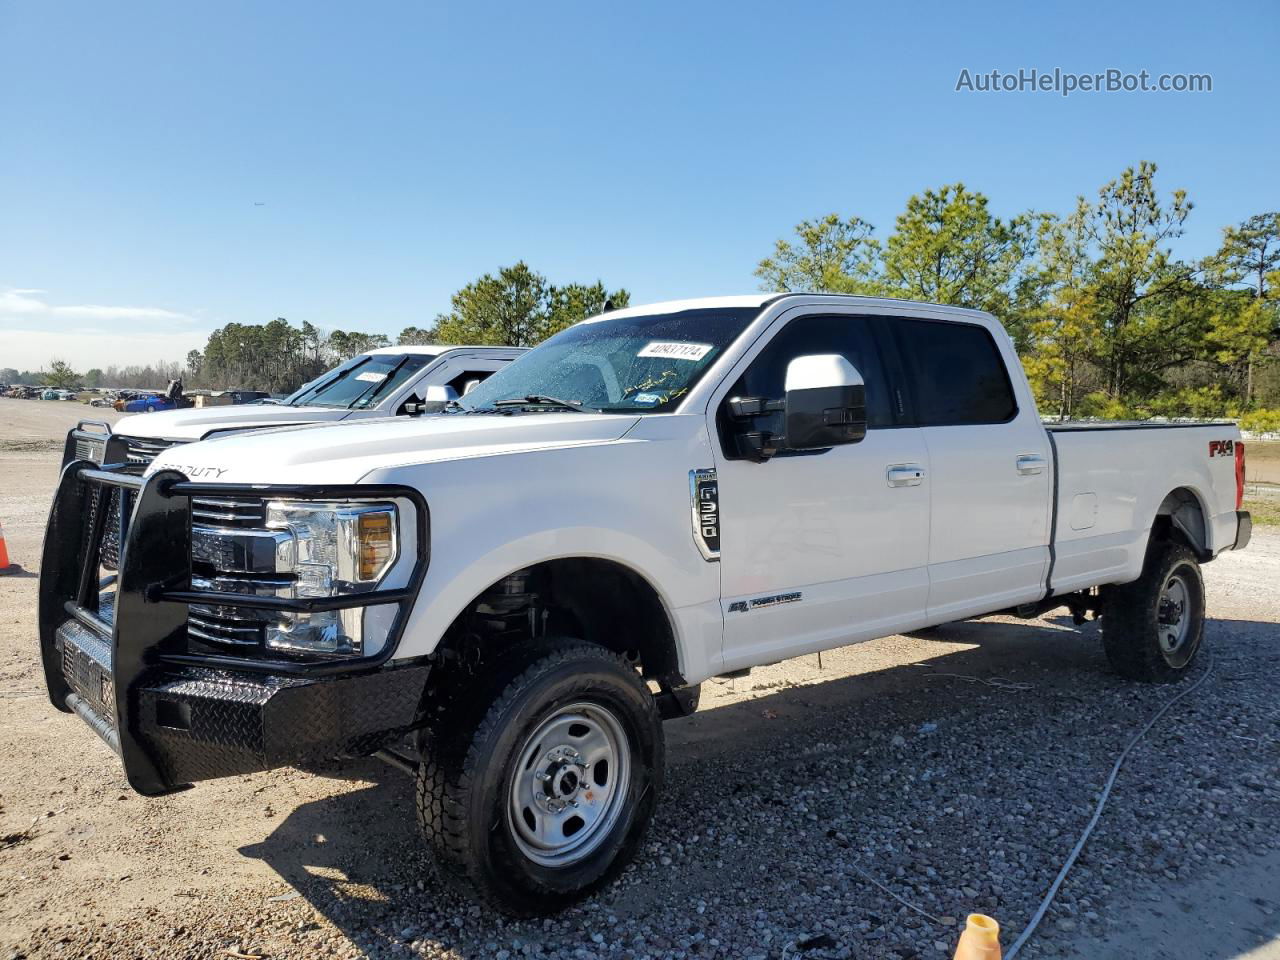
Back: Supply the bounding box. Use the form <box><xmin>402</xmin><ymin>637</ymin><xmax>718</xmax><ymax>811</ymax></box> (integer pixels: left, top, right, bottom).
<box><xmin>689</xmin><ymin>468</ymin><xmax>720</xmax><ymax>561</ymax></box>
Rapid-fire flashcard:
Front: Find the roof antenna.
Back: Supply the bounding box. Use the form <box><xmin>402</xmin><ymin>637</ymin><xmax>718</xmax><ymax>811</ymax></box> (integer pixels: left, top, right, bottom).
<box><xmin>603</xmin><ymin>298</ymin><xmax>615</xmax><ymax>313</ymax></box>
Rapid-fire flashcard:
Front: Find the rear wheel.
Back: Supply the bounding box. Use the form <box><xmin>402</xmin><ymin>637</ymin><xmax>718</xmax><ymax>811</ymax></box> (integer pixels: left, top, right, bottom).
<box><xmin>416</xmin><ymin>640</ymin><xmax>663</xmax><ymax>915</ymax></box>
<box><xmin>1102</xmin><ymin>541</ymin><xmax>1205</xmax><ymax>682</ymax></box>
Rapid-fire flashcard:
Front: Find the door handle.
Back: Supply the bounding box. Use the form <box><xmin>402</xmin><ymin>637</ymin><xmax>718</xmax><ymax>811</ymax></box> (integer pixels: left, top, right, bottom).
<box><xmin>1016</xmin><ymin>454</ymin><xmax>1047</xmax><ymax>476</ymax></box>
<box><xmin>887</xmin><ymin>464</ymin><xmax>925</xmax><ymax>487</ymax></box>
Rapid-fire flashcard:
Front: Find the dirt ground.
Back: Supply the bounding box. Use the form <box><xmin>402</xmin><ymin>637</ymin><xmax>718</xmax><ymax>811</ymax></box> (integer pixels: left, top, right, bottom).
<box><xmin>1</xmin><ymin>397</ymin><xmax>1277</xmax><ymax>960</ymax></box>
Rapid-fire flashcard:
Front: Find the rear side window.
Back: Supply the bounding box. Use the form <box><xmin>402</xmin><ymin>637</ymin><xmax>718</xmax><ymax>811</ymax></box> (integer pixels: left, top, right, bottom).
<box><xmin>894</xmin><ymin>319</ymin><xmax>1017</xmax><ymax>425</ymax></box>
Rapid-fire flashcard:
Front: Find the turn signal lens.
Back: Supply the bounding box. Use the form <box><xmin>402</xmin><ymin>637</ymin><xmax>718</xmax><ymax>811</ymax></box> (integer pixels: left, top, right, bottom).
<box><xmin>357</xmin><ymin>510</ymin><xmax>395</xmax><ymax>581</ymax></box>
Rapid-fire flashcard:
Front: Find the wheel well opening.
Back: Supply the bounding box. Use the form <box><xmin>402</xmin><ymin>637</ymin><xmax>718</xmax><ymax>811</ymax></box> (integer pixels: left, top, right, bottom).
<box><xmin>1153</xmin><ymin>487</ymin><xmax>1209</xmax><ymax>560</ymax></box>
<box><xmin>435</xmin><ymin>558</ymin><xmax>683</xmax><ymax>684</ymax></box>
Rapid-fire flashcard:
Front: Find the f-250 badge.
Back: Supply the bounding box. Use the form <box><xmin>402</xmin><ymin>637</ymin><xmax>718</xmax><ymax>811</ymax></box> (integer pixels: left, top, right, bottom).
<box><xmin>689</xmin><ymin>468</ymin><xmax>720</xmax><ymax>561</ymax></box>
<box><xmin>1209</xmin><ymin>440</ymin><xmax>1235</xmax><ymax>458</ymax></box>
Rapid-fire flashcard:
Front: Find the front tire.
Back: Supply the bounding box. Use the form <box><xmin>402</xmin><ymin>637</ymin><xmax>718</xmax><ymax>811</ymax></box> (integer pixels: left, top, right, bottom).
<box><xmin>1102</xmin><ymin>541</ymin><xmax>1205</xmax><ymax>682</ymax></box>
<box><xmin>416</xmin><ymin>640</ymin><xmax>664</xmax><ymax>915</ymax></box>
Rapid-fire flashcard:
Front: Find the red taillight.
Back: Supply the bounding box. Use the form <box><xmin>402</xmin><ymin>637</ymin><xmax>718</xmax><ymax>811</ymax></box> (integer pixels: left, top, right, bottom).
<box><xmin>1235</xmin><ymin>441</ymin><xmax>1246</xmax><ymax>510</ymax></box>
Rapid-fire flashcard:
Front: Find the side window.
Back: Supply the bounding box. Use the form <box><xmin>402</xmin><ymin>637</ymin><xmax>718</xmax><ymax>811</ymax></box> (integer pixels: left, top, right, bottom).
<box><xmin>719</xmin><ymin>314</ymin><xmax>893</xmax><ymax>458</ymax></box>
<box><xmin>445</xmin><ymin>369</ymin><xmax>496</xmax><ymax>396</ymax></box>
<box><xmin>894</xmin><ymin>319</ymin><xmax>1017</xmax><ymax>425</ymax></box>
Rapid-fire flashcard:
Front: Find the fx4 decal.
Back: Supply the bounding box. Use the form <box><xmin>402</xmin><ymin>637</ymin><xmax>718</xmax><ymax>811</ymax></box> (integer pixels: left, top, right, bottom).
<box><xmin>1209</xmin><ymin>440</ymin><xmax>1236</xmax><ymax>458</ymax></box>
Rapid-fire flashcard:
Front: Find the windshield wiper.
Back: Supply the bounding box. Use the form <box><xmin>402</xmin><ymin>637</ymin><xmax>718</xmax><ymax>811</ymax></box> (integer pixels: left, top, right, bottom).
<box><xmin>492</xmin><ymin>395</ymin><xmax>590</xmax><ymax>413</ymax></box>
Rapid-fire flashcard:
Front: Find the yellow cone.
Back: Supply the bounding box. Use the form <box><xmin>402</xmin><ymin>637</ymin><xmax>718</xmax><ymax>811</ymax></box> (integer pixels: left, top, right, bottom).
<box><xmin>954</xmin><ymin>914</ymin><xmax>1001</xmax><ymax>960</ymax></box>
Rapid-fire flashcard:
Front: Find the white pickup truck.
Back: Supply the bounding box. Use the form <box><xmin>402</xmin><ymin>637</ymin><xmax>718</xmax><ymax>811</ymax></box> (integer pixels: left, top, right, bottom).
<box><xmin>40</xmin><ymin>294</ymin><xmax>1251</xmax><ymax>915</ymax></box>
<box><xmin>67</xmin><ymin>343</ymin><xmax>525</xmax><ymax>468</ymax></box>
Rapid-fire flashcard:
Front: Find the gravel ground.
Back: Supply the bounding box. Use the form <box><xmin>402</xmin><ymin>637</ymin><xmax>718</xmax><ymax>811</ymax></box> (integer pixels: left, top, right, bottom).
<box><xmin>1</xmin><ymin>397</ymin><xmax>1278</xmax><ymax>960</ymax></box>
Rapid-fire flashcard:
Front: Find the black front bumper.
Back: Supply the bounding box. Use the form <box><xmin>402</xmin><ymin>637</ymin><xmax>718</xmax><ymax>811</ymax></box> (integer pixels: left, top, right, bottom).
<box><xmin>39</xmin><ymin>458</ymin><xmax>430</xmax><ymax>796</ymax></box>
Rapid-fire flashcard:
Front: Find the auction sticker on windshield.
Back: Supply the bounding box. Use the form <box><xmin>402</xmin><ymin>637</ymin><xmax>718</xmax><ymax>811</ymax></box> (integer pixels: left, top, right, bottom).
<box><xmin>355</xmin><ymin>371</ymin><xmax>388</xmax><ymax>382</ymax></box>
<box><xmin>638</xmin><ymin>341</ymin><xmax>713</xmax><ymax>361</ymax></box>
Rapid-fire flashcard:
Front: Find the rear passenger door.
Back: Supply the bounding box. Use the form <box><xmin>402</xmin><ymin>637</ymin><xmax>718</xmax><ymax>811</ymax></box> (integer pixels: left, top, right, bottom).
<box><xmin>891</xmin><ymin>317</ymin><xmax>1051</xmax><ymax>620</ymax></box>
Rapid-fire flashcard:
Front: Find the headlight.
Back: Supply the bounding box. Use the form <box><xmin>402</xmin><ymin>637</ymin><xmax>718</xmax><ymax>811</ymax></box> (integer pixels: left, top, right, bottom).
<box><xmin>263</xmin><ymin>500</ymin><xmax>402</xmax><ymax>658</ymax></box>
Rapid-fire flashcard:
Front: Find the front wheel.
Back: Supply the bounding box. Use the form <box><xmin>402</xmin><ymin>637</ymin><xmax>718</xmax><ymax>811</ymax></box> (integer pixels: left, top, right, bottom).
<box><xmin>416</xmin><ymin>640</ymin><xmax>664</xmax><ymax>914</ymax></box>
<box><xmin>1102</xmin><ymin>541</ymin><xmax>1205</xmax><ymax>682</ymax></box>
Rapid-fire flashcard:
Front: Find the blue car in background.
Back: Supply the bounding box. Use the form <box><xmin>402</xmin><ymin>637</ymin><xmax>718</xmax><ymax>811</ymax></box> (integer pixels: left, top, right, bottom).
<box><xmin>121</xmin><ymin>393</ymin><xmax>176</xmax><ymax>413</ymax></box>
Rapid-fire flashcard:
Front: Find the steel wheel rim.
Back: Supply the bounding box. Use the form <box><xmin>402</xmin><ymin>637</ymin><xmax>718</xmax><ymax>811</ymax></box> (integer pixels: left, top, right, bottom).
<box><xmin>507</xmin><ymin>701</ymin><xmax>631</xmax><ymax>868</ymax></box>
<box><xmin>1157</xmin><ymin>572</ymin><xmax>1192</xmax><ymax>658</ymax></box>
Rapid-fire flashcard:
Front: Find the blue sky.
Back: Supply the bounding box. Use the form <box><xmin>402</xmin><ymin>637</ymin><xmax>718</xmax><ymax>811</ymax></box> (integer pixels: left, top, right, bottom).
<box><xmin>1</xmin><ymin>0</ymin><xmax>1276</xmax><ymax>370</ymax></box>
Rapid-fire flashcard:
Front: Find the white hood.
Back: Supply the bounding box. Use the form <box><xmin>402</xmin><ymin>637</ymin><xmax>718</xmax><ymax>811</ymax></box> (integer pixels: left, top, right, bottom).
<box><xmin>145</xmin><ymin>412</ymin><xmax>641</xmax><ymax>484</ymax></box>
<box><xmin>115</xmin><ymin>404</ymin><xmax>350</xmax><ymax>442</ymax></box>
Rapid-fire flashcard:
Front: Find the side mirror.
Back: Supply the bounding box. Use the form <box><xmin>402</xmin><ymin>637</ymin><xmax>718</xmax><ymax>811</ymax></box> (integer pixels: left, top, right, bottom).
<box><xmin>404</xmin><ymin>384</ymin><xmax>459</xmax><ymax>416</ymax></box>
<box><xmin>783</xmin><ymin>354</ymin><xmax>867</xmax><ymax>450</ymax></box>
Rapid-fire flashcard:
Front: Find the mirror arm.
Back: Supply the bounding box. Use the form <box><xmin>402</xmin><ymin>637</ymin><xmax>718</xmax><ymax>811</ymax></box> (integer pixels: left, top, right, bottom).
<box><xmin>734</xmin><ymin>430</ymin><xmax>780</xmax><ymax>463</ymax></box>
<box><xmin>727</xmin><ymin>396</ymin><xmax>784</xmax><ymax>419</ymax></box>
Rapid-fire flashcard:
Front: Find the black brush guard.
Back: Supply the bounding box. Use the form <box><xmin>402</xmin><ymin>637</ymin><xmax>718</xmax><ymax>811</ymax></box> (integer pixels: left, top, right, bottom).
<box><xmin>39</xmin><ymin>458</ymin><xmax>431</xmax><ymax>796</ymax></box>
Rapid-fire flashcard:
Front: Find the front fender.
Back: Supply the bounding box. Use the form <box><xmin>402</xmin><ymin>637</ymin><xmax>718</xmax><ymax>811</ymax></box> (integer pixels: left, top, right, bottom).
<box><xmin>364</xmin><ymin>430</ymin><xmax>724</xmax><ymax>682</ymax></box>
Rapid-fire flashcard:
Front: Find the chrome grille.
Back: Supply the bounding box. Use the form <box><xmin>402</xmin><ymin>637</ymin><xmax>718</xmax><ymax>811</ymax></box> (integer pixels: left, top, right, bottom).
<box><xmin>187</xmin><ymin>497</ymin><xmax>280</xmax><ymax>650</ymax></box>
<box><xmin>191</xmin><ymin>496</ymin><xmax>265</xmax><ymax>527</ymax></box>
<box><xmin>187</xmin><ymin>606</ymin><xmax>267</xmax><ymax>647</ymax></box>
<box><xmin>124</xmin><ymin>436</ymin><xmax>185</xmax><ymax>467</ymax></box>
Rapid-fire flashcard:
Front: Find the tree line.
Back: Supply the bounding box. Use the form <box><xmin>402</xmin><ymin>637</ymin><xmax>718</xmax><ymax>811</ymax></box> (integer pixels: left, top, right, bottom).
<box><xmin>3</xmin><ymin>265</ymin><xmax>630</xmax><ymax>395</ymax></box>
<box><xmin>176</xmin><ymin>267</ymin><xmax>629</xmax><ymax>393</ymax></box>
<box><xmin>757</xmin><ymin>162</ymin><xmax>1279</xmax><ymax>427</ymax></box>
<box><xmin>9</xmin><ymin>162</ymin><xmax>1278</xmax><ymax>430</ymax></box>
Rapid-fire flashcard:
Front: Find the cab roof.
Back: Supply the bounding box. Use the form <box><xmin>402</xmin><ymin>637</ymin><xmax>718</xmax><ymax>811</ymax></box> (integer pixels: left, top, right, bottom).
<box><xmin>597</xmin><ymin>293</ymin><xmax>994</xmax><ymax>323</ymax></box>
<box><xmin>362</xmin><ymin>344</ymin><xmax>525</xmax><ymax>357</ymax></box>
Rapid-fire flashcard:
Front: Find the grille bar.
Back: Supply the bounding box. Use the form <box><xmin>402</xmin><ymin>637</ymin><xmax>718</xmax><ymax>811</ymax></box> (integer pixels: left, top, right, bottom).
<box><xmin>191</xmin><ymin>496</ymin><xmax>264</xmax><ymax>527</ymax></box>
<box><xmin>124</xmin><ymin>437</ymin><xmax>184</xmax><ymax>466</ymax></box>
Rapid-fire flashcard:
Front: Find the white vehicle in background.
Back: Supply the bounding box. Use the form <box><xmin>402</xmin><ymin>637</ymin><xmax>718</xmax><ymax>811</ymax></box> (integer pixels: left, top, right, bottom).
<box><xmin>65</xmin><ymin>344</ymin><xmax>525</xmax><ymax>468</ymax></box>
<box><xmin>41</xmin><ymin>294</ymin><xmax>1251</xmax><ymax>916</ymax></box>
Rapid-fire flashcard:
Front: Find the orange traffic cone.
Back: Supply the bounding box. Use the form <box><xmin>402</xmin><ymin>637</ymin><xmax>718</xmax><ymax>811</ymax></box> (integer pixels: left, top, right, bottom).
<box><xmin>0</xmin><ymin>521</ymin><xmax>16</xmax><ymax>575</ymax></box>
<box><xmin>954</xmin><ymin>914</ymin><xmax>1001</xmax><ymax>960</ymax></box>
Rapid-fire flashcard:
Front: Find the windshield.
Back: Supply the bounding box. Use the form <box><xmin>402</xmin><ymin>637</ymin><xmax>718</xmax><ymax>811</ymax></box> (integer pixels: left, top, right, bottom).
<box><xmin>285</xmin><ymin>354</ymin><xmax>432</xmax><ymax>409</ymax></box>
<box><xmin>458</xmin><ymin>307</ymin><xmax>761</xmax><ymax>414</ymax></box>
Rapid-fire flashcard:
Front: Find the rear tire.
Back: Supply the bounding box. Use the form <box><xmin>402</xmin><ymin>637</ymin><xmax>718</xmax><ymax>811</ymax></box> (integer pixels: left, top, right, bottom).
<box><xmin>416</xmin><ymin>640</ymin><xmax>664</xmax><ymax>915</ymax></box>
<box><xmin>1102</xmin><ymin>541</ymin><xmax>1205</xmax><ymax>683</ymax></box>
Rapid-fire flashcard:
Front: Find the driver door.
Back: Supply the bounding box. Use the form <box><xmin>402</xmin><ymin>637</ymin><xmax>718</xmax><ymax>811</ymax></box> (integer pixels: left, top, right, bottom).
<box><xmin>712</xmin><ymin>311</ymin><xmax>931</xmax><ymax>671</ymax></box>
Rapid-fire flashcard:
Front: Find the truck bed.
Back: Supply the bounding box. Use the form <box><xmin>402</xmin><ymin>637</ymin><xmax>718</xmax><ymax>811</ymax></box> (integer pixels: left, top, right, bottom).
<box><xmin>1045</xmin><ymin>420</ymin><xmax>1243</xmax><ymax>596</ymax></box>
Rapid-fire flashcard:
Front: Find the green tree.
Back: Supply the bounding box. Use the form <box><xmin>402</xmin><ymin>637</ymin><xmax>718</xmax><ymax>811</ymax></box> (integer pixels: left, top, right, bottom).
<box><xmin>879</xmin><ymin>184</ymin><xmax>1036</xmax><ymax>324</ymax></box>
<box><xmin>1023</xmin><ymin>202</ymin><xmax>1102</xmax><ymax>418</ymax></box>
<box><xmin>433</xmin><ymin>264</ymin><xmax>628</xmax><ymax>346</ymax></box>
<box><xmin>543</xmin><ymin>282</ymin><xmax>630</xmax><ymax>340</ymax></box>
<box><xmin>1206</xmin><ymin>213</ymin><xmax>1280</xmax><ymax>405</ymax></box>
<box><xmin>1078</xmin><ymin>162</ymin><xmax>1197</xmax><ymax>400</ymax></box>
<box><xmin>1201</xmin><ymin>290</ymin><xmax>1275</xmax><ymax>407</ymax></box>
<box><xmin>754</xmin><ymin>214</ymin><xmax>881</xmax><ymax>293</ymax></box>
<box><xmin>398</xmin><ymin>324</ymin><xmax>441</xmax><ymax>346</ymax></box>
<box><xmin>1214</xmin><ymin>213</ymin><xmax>1280</xmax><ymax>299</ymax></box>
<box><xmin>82</xmin><ymin>368</ymin><xmax>104</xmax><ymax>388</ymax></box>
<box><xmin>435</xmin><ymin>263</ymin><xmax>549</xmax><ymax>346</ymax></box>
<box><xmin>44</xmin><ymin>359</ymin><xmax>81</xmax><ymax>389</ymax></box>
<box><xmin>327</xmin><ymin>330</ymin><xmax>391</xmax><ymax>360</ymax></box>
